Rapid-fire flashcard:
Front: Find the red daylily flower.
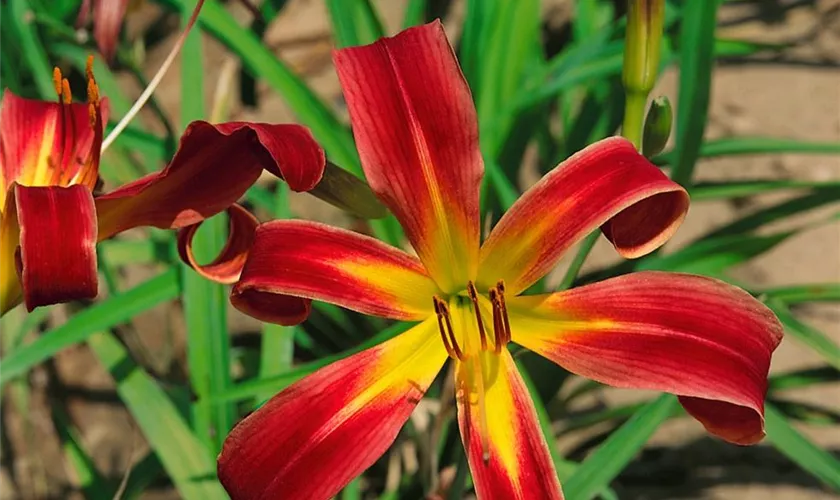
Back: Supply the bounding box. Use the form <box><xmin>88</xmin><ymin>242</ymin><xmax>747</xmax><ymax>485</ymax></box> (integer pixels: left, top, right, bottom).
<box><xmin>216</xmin><ymin>22</ymin><xmax>783</xmax><ymax>500</ymax></box>
<box><xmin>0</xmin><ymin>59</ymin><xmax>325</xmax><ymax>315</ymax></box>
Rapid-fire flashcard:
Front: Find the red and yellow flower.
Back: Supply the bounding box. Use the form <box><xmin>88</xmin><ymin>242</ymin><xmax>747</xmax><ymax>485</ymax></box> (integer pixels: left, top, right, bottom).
<box><xmin>0</xmin><ymin>58</ymin><xmax>325</xmax><ymax>315</ymax></box>
<box><xmin>216</xmin><ymin>22</ymin><xmax>783</xmax><ymax>499</ymax></box>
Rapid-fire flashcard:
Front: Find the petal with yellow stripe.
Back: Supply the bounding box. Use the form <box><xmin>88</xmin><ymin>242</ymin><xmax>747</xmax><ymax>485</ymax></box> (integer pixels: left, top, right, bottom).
<box><xmin>508</xmin><ymin>271</ymin><xmax>783</xmax><ymax>445</ymax></box>
<box><xmin>333</xmin><ymin>21</ymin><xmax>483</xmax><ymax>293</ymax></box>
<box><xmin>217</xmin><ymin>318</ymin><xmax>446</xmax><ymax>500</ymax></box>
<box><xmin>456</xmin><ymin>349</ymin><xmax>563</xmax><ymax>500</ymax></box>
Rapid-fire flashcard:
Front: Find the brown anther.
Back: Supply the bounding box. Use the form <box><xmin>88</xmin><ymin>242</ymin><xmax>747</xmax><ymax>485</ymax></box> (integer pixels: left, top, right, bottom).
<box><xmin>434</xmin><ymin>297</ymin><xmax>463</xmax><ymax>361</ymax></box>
<box><xmin>496</xmin><ymin>280</ymin><xmax>511</xmax><ymax>345</ymax></box>
<box><xmin>489</xmin><ymin>289</ymin><xmax>504</xmax><ymax>353</ymax></box>
<box><xmin>52</xmin><ymin>67</ymin><xmax>63</xmax><ymax>98</ymax></box>
<box><xmin>466</xmin><ymin>282</ymin><xmax>488</xmax><ymax>351</ymax></box>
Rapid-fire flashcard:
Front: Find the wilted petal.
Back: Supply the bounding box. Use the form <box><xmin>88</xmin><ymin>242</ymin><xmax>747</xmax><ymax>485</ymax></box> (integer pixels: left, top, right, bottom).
<box><xmin>334</xmin><ymin>21</ymin><xmax>483</xmax><ymax>293</ymax></box>
<box><xmin>456</xmin><ymin>350</ymin><xmax>563</xmax><ymax>500</ymax></box>
<box><xmin>177</xmin><ymin>203</ymin><xmax>258</xmax><ymax>284</ymax></box>
<box><xmin>231</xmin><ymin>220</ymin><xmax>440</xmax><ymax>325</ymax></box>
<box><xmin>509</xmin><ymin>272</ymin><xmax>783</xmax><ymax>445</ymax></box>
<box><xmin>95</xmin><ymin>121</ymin><xmax>324</xmax><ymax>240</ymax></box>
<box><xmin>478</xmin><ymin>137</ymin><xmax>688</xmax><ymax>295</ymax></box>
<box><xmin>14</xmin><ymin>184</ymin><xmax>98</xmax><ymax>311</ymax></box>
<box><xmin>218</xmin><ymin>318</ymin><xmax>446</xmax><ymax>500</ymax></box>
<box><xmin>92</xmin><ymin>0</ymin><xmax>131</xmax><ymax>62</ymax></box>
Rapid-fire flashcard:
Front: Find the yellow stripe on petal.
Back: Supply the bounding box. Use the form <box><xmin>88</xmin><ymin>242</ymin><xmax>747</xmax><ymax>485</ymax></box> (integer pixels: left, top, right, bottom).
<box><xmin>455</xmin><ymin>348</ymin><xmax>563</xmax><ymax>499</ymax></box>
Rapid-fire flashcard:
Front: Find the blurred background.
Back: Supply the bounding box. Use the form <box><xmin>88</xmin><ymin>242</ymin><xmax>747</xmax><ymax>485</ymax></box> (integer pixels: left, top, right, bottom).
<box><xmin>0</xmin><ymin>0</ymin><xmax>838</xmax><ymax>499</ymax></box>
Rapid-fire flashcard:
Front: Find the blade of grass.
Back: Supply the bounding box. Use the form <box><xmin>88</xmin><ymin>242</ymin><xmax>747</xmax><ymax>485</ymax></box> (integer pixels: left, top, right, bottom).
<box><xmin>7</xmin><ymin>0</ymin><xmax>54</xmax><ymax>97</ymax></box>
<box><xmin>671</xmin><ymin>0</ymin><xmax>723</xmax><ymax>186</ymax></box>
<box><xmin>0</xmin><ymin>269</ymin><xmax>181</xmax><ymax>385</ymax></box>
<box><xmin>689</xmin><ymin>179</ymin><xmax>840</xmax><ymax>201</ymax></box>
<box><xmin>563</xmin><ymin>394</ymin><xmax>679</xmax><ymax>500</ymax></box>
<box><xmin>53</xmin><ymin>407</ymin><xmax>111</xmax><ymax>500</ymax></box>
<box><xmin>403</xmin><ymin>0</ymin><xmax>426</xmax><ymax>28</ymax></box>
<box><xmin>766</xmin><ymin>299</ymin><xmax>840</xmax><ymax>370</ymax></box>
<box><xmin>656</xmin><ymin>137</ymin><xmax>840</xmax><ymax>166</ymax></box>
<box><xmin>180</xmin><ymin>3</ymin><xmax>234</xmax><ymax>453</ymax></box>
<box><xmin>758</xmin><ymin>284</ymin><xmax>840</xmax><ymax>304</ymax></box>
<box><xmin>769</xmin><ymin>367</ymin><xmax>840</xmax><ymax>391</ymax></box>
<box><xmin>765</xmin><ymin>403</ymin><xmax>840</xmax><ymax>491</ymax></box>
<box><xmin>87</xmin><ymin>330</ymin><xmax>227</xmax><ymax>499</ymax></box>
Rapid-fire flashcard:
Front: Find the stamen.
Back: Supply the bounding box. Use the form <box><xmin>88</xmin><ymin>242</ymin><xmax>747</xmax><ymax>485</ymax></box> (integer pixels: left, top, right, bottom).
<box><xmin>496</xmin><ymin>280</ymin><xmax>511</xmax><ymax>345</ymax></box>
<box><xmin>489</xmin><ymin>289</ymin><xmax>504</xmax><ymax>354</ymax></box>
<box><xmin>434</xmin><ymin>297</ymin><xmax>463</xmax><ymax>360</ymax></box>
<box><xmin>466</xmin><ymin>282</ymin><xmax>487</xmax><ymax>351</ymax></box>
<box><xmin>52</xmin><ymin>67</ymin><xmax>63</xmax><ymax>98</ymax></box>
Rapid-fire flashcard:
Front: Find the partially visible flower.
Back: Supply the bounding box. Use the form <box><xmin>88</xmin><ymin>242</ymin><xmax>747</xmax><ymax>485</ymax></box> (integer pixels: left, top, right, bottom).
<box><xmin>0</xmin><ymin>58</ymin><xmax>325</xmax><ymax>315</ymax></box>
<box><xmin>214</xmin><ymin>21</ymin><xmax>783</xmax><ymax>500</ymax></box>
<box><xmin>76</xmin><ymin>0</ymin><xmax>131</xmax><ymax>63</ymax></box>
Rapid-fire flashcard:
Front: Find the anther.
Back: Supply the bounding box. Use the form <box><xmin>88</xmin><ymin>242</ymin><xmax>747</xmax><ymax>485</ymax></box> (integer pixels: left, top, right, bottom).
<box><xmin>52</xmin><ymin>67</ymin><xmax>63</xmax><ymax>98</ymax></box>
<box><xmin>466</xmin><ymin>282</ymin><xmax>487</xmax><ymax>351</ymax></box>
<box><xmin>496</xmin><ymin>280</ymin><xmax>511</xmax><ymax>345</ymax></box>
<box><xmin>61</xmin><ymin>79</ymin><xmax>72</xmax><ymax>104</ymax></box>
<box><xmin>433</xmin><ymin>297</ymin><xmax>463</xmax><ymax>361</ymax></box>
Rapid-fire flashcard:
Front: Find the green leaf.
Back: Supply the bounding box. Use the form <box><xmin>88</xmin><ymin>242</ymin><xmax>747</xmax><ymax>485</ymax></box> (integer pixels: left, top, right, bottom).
<box><xmin>656</xmin><ymin>137</ymin><xmax>840</xmax><ymax>166</ymax></box>
<box><xmin>7</xmin><ymin>0</ymin><xmax>54</xmax><ymax>98</ymax></box>
<box><xmin>689</xmin><ymin>179</ymin><xmax>840</xmax><ymax>201</ymax></box>
<box><xmin>326</xmin><ymin>0</ymin><xmax>384</xmax><ymax>48</ymax></box>
<box><xmin>670</xmin><ymin>0</ymin><xmax>721</xmax><ymax>187</ymax></box>
<box><xmin>758</xmin><ymin>283</ymin><xmax>840</xmax><ymax>304</ymax></box>
<box><xmin>563</xmin><ymin>394</ymin><xmax>679</xmax><ymax>500</ymax></box>
<box><xmin>0</xmin><ymin>270</ymin><xmax>181</xmax><ymax>385</ymax></box>
<box><xmin>53</xmin><ymin>408</ymin><xmax>111</xmax><ymax>500</ymax></box>
<box><xmin>87</xmin><ymin>331</ymin><xmax>227</xmax><ymax>499</ymax></box>
<box><xmin>179</xmin><ymin>0</ymin><xmax>234</xmax><ymax>453</ymax></box>
<box><xmin>766</xmin><ymin>299</ymin><xmax>840</xmax><ymax>370</ymax></box>
<box><xmin>403</xmin><ymin>0</ymin><xmax>426</xmax><ymax>28</ymax></box>
<box><xmin>769</xmin><ymin>367</ymin><xmax>840</xmax><ymax>391</ymax></box>
<box><xmin>765</xmin><ymin>403</ymin><xmax>840</xmax><ymax>491</ymax></box>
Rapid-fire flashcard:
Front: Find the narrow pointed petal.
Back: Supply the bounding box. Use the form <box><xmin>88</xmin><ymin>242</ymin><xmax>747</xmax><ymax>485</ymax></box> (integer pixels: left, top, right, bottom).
<box><xmin>218</xmin><ymin>318</ymin><xmax>446</xmax><ymax>500</ymax></box>
<box><xmin>95</xmin><ymin>121</ymin><xmax>324</xmax><ymax>240</ymax></box>
<box><xmin>0</xmin><ymin>90</ymin><xmax>106</xmax><ymax>208</ymax></box>
<box><xmin>509</xmin><ymin>272</ymin><xmax>783</xmax><ymax>445</ymax></box>
<box><xmin>177</xmin><ymin>203</ymin><xmax>258</xmax><ymax>284</ymax></box>
<box><xmin>456</xmin><ymin>350</ymin><xmax>563</xmax><ymax>500</ymax></box>
<box><xmin>334</xmin><ymin>21</ymin><xmax>483</xmax><ymax>292</ymax></box>
<box><xmin>231</xmin><ymin>220</ymin><xmax>439</xmax><ymax>325</ymax></box>
<box><xmin>478</xmin><ymin>137</ymin><xmax>688</xmax><ymax>294</ymax></box>
<box><xmin>14</xmin><ymin>184</ymin><xmax>98</xmax><ymax>311</ymax></box>
<box><xmin>92</xmin><ymin>0</ymin><xmax>130</xmax><ymax>62</ymax></box>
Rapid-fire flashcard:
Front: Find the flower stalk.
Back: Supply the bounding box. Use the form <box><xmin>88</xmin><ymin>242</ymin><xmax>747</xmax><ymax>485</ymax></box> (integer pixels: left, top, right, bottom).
<box><xmin>622</xmin><ymin>0</ymin><xmax>665</xmax><ymax>149</ymax></box>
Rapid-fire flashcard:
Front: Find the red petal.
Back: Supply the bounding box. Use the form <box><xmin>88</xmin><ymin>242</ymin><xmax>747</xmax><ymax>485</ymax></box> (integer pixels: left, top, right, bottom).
<box><xmin>218</xmin><ymin>319</ymin><xmax>446</xmax><ymax>500</ymax></box>
<box><xmin>509</xmin><ymin>272</ymin><xmax>783</xmax><ymax>445</ymax></box>
<box><xmin>14</xmin><ymin>184</ymin><xmax>98</xmax><ymax>311</ymax></box>
<box><xmin>95</xmin><ymin>121</ymin><xmax>324</xmax><ymax>240</ymax></box>
<box><xmin>92</xmin><ymin>0</ymin><xmax>130</xmax><ymax>62</ymax></box>
<box><xmin>177</xmin><ymin>203</ymin><xmax>258</xmax><ymax>284</ymax></box>
<box><xmin>334</xmin><ymin>20</ymin><xmax>483</xmax><ymax>292</ymax></box>
<box><xmin>0</xmin><ymin>90</ymin><xmax>106</xmax><ymax>207</ymax></box>
<box><xmin>456</xmin><ymin>350</ymin><xmax>563</xmax><ymax>500</ymax></box>
<box><xmin>478</xmin><ymin>137</ymin><xmax>689</xmax><ymax>294</ymax></box>
<box><xmin>230</xmin><ymin>220</ymin><xmax>439</xmax><ymax>325</ymax></box>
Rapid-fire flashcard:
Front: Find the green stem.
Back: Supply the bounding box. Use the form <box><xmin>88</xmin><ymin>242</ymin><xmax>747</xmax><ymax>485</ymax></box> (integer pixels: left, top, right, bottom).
<box><xmin>621</xmin><ymin>91</ymin><xmax>647</xmax><ymax>150</ymax></box>
<box><xmin>558</xmin><ymin>231</ymin><xmax>600</xmax><ymax>291</ymax></box>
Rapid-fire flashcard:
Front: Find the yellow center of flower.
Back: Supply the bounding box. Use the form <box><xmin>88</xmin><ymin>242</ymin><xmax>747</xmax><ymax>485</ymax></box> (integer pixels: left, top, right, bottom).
<box><xmin>432</xmin><ymin>280</ymin><xmax>511</xmax><ymax>463</ymax></box>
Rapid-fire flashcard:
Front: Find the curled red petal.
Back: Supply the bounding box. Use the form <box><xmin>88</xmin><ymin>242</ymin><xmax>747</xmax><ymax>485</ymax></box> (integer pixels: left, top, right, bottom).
<box><xmin>509</xmin><ymin>272</ymin><xmax>783</xmax><ymax>445</ymax></box>
<box><xmin>218</xmin><ymin>319</ymin><xmax>447</xmax><ymax>500</ymax></box>
<box><xmin>177</xmin><ymin>203</ymin><xmax>258</xmax><ymax>284</ymax></box>
<box><xmin>478</xmin><ymin>137</ymin><xmax>689</xmax><ymax>294</ymax></box>
<box><xmin>95</xmin><ymin>121</ymin><xmax>324</xmax><ymax>240</ymax></box>
<box><xmin>334</xmin><ymin>20</ymin><xmax>483</xmax><ymax>292</ymax></box>
<box><xmin>14</xmin><ymin>184</ymin><xmax>98</xmax><ymax>311</ymax></box>
<box><xmin>231</xmin><ymin>220</ymin><xmax>439</xmax><ymax>325</ymax></box>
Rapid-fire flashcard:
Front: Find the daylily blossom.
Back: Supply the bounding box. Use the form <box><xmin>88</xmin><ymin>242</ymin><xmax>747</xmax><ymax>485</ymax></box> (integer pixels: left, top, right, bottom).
<box><xmin>0</xmin><ymin>58</ymin><xmax>325</xmax><ymax>315</ymax></box>
<box><xmin>216</xmin><ymin>22</ymin><xmax>783</xmax><ymax>499</ymax></box>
